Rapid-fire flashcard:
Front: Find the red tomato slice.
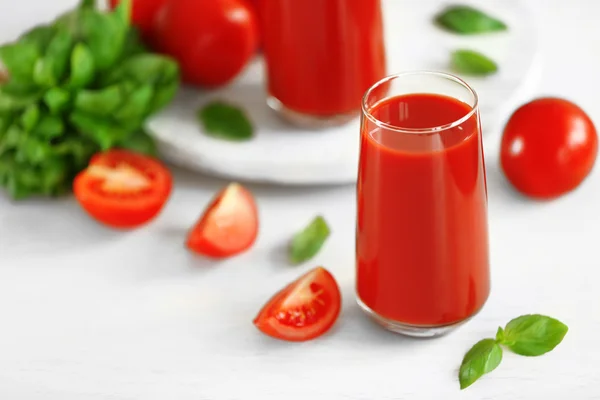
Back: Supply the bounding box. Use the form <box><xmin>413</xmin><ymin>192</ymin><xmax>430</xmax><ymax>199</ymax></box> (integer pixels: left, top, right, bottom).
<box><xmin>74</xmin><ymin>150</ymin><xmax>172</xmax><ymax>229</ymax></box>
<box><xmin>254</xmin><ymin>267</ymin><xmax>342</xmax><ymax>342</ymax></box>
<box><xmin>186</xmin><ymin>183</ymin><xmax>258</xmax><ymax>258</ymax></box>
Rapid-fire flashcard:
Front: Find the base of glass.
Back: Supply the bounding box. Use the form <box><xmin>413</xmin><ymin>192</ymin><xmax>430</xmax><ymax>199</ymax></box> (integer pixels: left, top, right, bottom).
<box><xmin>356</xmin><ymin>297</ymin><xmax>471</xmax><ymax>338</ymax></box>
<box><xmin>267</xmin><ymin>95</ymin><xmax>358</xmax><ymax>129</ymax></box>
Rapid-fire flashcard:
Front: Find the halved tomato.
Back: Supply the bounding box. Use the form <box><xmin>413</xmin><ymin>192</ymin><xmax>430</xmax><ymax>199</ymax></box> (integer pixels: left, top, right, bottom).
<box><xmin>74</xmin><ymin>150</ymin><xmax>172</xmax><ymax>229</ymax></box>
<box><xmin>254</xmin><ymin>267</ymin><xmax>342</xmax><ymax>342</ymax></box>
<box><xmin>186</xmin><ymin>183</ymin><xmax>258</xmax><ymax>258</ymax></box>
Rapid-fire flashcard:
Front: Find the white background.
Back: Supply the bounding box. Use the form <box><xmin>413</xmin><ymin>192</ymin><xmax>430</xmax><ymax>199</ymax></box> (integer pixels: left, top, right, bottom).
<box><xmin>1</xmin><ymin>0</ymin><xmax>599</xmax><ymax>399</ymax></box>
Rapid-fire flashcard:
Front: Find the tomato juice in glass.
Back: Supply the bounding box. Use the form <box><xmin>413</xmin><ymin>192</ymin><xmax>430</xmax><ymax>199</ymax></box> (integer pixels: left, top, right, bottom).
<box><xmin>260</xmin><ymin>0</ymin><xmax>387</xmax><ymax>128</ymax></box>
<box><xmin>356</xmin><ymin>72</ymin><xmax>490</xmax><ymax>337</ymax></box>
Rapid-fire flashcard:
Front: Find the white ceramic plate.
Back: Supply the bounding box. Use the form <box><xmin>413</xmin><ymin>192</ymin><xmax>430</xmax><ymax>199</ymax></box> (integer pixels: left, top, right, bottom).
<box><xmin>149</xmin><ymin>0</ymin><xmax>540</xmax><ymax>185</ymax></box>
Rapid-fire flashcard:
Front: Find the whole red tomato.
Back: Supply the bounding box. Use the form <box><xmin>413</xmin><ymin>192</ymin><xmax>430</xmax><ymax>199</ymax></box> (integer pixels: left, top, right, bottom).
<box><xmin>109</xmin><ymin>0</ymin><xmax>165</xmax><ymax>39</ymax></box>
<box><xmin>153</xmin><ymin>0</ymin><xmax>259</xmax><ymax>87</ymax></box>
<box><xmin>501</xmin><ymin>97</ymin><xmax>598</xmax><ymax>199</ymax></box>
<box><xmin>243</xmin><ymin>0</ymin><xmax>262</xmax><ymax>48</ymax></box>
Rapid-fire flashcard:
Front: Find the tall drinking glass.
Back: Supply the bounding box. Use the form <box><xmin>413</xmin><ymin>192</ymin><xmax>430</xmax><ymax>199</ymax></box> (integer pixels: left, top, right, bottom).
<box><xmin>260</xmin><ymin>0</ymin><xmax>387</xmax><ymax>128</ymax></box>
<box><xmin>356</xmin><ymin>71</ymin><xmax>490</xmax><ymax>337</ymax></box>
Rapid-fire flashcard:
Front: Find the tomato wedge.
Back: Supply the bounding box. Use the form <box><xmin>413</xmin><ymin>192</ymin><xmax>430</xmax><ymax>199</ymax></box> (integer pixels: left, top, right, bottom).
<box><xmin>74</xmin><ymin>150</ymin><xmax>172</xmax><ymax>229</ymax></box>
<box><xmin>186</xmin><ymin>183</ymin><xmax>258</xmax><ymax>258</ymax></box>
<box><xmin>254</xmin><ymin>267</ymin><xmax>342</xmax><ymax>342</ymax></box>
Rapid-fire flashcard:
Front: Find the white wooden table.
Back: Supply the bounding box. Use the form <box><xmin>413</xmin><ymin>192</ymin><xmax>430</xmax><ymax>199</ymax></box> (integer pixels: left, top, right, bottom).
<box><xmin>1</xmin><ymin>0</ymin><xmax>599</xmax><ymax>398</ymax></box>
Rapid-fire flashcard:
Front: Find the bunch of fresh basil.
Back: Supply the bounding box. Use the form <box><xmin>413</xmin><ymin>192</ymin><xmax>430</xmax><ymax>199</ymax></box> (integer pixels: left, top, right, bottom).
<box><xmin>0</xmin><ymin>0</ymin><xmax>179</xmax><ymax>199</ymax></box>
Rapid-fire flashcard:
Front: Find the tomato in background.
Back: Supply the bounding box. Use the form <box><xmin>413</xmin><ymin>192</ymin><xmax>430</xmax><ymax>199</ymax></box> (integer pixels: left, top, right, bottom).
<box><xmin>243</xmin><ymin>0</ymin><xmax>262</xmax><ymax>48</ymax></box>
<box><xmin>109</xmin><ymin>0</ymin><xmax>165</xmax><ymax>39</ymax></box>
<box><xmin>187</xmin><ymin>183</ymin><xmax>259</xmax><ymax>258</ymax></box>
<box><xmin>153</xmin><ymin>0</ymin><xmax>259</xmax><ymax>87</ymax></box>
<box><xmin>74</xmin><ymin>150</ymin><xmax>172</xmax><ymax>229</ymax></box>
<box><xmin>501</xmin><ymin>98</ymin><xmax>598</xmax><ymax>199</ymax></box>
<box><xmin>254</xmin><ymin>267</ymin><xmax>342</xmax><ymax>342</ymax></box>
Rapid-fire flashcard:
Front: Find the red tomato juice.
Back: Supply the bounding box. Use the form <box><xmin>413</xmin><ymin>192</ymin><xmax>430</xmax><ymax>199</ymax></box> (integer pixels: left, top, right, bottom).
<box><xmin>260</xmin><ymin>0</ymin><xmax>386</xmax><ymax>116</ymax></box>
<box><xmin>357</xmin><ymin>93</ymin><xmax>490</xmax><ymax>326</ymax></box>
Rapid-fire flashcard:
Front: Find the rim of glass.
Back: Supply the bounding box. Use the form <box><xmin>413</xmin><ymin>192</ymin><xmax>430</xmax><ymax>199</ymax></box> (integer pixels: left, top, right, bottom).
<box><xmin>361</xmin><ymin>71</ymin><xmax>479</xmax><ymax>135</ymax></box>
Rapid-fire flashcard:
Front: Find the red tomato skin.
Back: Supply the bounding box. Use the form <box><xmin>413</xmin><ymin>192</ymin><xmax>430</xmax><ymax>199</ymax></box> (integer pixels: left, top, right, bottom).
<box><xmin>153</xmin><ymin>0</ymin><xmax>259</xmax><ymax>87</ymax></box>
<box><xmin>186</xmin><ymin>228</ymin><xmax>256</xmax><ymax>259</ymax></box>
<box><xmin>74</xmin><ymin>150</ymin><xmax>172</xmax><ymax>229</ymax></box>
<box><xmin>501</xmin><ymin>98</ymin><xmax>598</xmax><ymax>199</ymax></box>
<box><xmin>242</xmin><ymin>0</ymin><xmax>262</xmax><ymax>48</ymax></box>
<box><xmin>109</xmin><ymin>0</ymin><xmax>166</xmax><ymax>38</ymax></box>
<box><xmin>253</xmin><ymin>267</ymin><xmax>342</xmax><ymax>342</ymax></box>
<box><xmin>186</xmin><ymin>184</ymin><xmax>259</xmax><ymax>259</ymax></box>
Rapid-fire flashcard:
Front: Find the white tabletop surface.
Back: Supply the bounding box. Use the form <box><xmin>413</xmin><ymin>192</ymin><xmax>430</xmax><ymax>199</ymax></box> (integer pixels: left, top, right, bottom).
<box><xmin>1</xmin><ymin>0</ymin><xmax>599</xmax><ymax>399</ymax></box>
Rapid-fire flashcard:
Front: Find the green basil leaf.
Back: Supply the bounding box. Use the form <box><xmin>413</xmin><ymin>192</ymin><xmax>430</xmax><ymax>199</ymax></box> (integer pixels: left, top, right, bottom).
<box><xmin>289</xmin><ymin>216</ymin><xmax>331</xmax><ymax>265</ymax></box>
<box><xmin>501</xmin><ymin>314</ymin><xmax>568</xmax><ymax>356</ymax></box>
<box><xmin>0</xmin><ymin>112</ymin><xmax>14</xmax><ymax>134</ymax></box>
<box><xmin>0</xmin><ymin>41</ymin><xmax>40</xmax><ymax>83</ymax></box>
<box><xmin>20</xmin><ymin>104</ymin><xmax>40</xmax><ymax>132</ymax></box>
<box><xmin>33</xmin><ymin>59</ymin><xmax>56</xmax><ymax>87</ymax></box>
<box><xmin>55</xmin><ymin>137</ymin><xmax>97</xmax><ymax>169</ymax></box>
<box><xmin>496</xmin><ymin>326</ymin><xmax>505</xmax><ymax>343</ymax></box>
<box><xmin>39</xmin><ymin>157</ymin><xmax>71</xmax><ymax>195</ymax></box>
<box><xmin>79</xmin><ymin>7</ymin><xmax>128</xmax><ymax>71</ymax></box>
<box><xmin>48</xmin><ymin>30</ymin><xmax>75</xmax><ymax>81</ymax></box>
<box><xmin>116</xmin><ymin>129</ymin><xmax>157</xmax><ymax>157</ymax></box>
<box><xmin>114</xmin><ymin>84</ymin><xmax>153</xmax><ymax>121</ymax></box>
<box><xmin>459</xmin><ymin>338</ymin><xmax>503</xmax><ymax>390</ymax></box>
<box><xmin>7</xmin><ymin>168</ymin><xmax>34</xmax><ymax>199</ymax></box>
<box><xmin>68</xmin><ymin>43</ymin><xmax>95</xmax><ymax>89</ymax></box>
<box><xmin>113</xmin><ymin>0</ymin><xmax>132</xmax><ymax>27</ymax></box>
<box><xmin>435</xmin><ymin>5</ymin><xmax>507</xmax><ymax>34</ymax></box>
<box><xmin>0</xmin><ymin>125</ymin><xmax>25</xmax><ymax>153</ymax></box>
<box><xmin>54</xmin><ymin>8</ymin><xmax>85</xmax><ymax>40</ymax></box>
<box><xmin>198</xmin><ymin>101</ymin><xmax>254</xmax><ymax>141</ymax></box>
<box><xmin>44</xmin><ymin>87</ymin><xmax>71</xmax><ymax>114</ymax></box>
<box><xmin>70</xmin><ymin>111</ymin><xmax>128</xmax><ymax>150</ymax></box>
<box><xmin>33</xmin><ymin>29</ymin><xmax>74</xmax><ymax>87</ymax></box>
<box><xmin>18</xmin><ymin>136</ymin><xmax>53</xmax><ymax>165</ymax></box>
<box><xmin>79</xmin><ymin>0</ymin><xmax>96</xmax><ymax>9</ymax></box>
<box><xmin>34</xmin><ymin>114</ymin><xmax>65</xmax><ymax>139</ymax></box>
<box><xmin>74</xmin><ymin>85</ymin><xmax>123</xmax><ymax>117</ymax></box>
<box><xmin>0</xmin><ymin>152</ymin><xmax>15</xmax><ymax>183</ymax></box>
<box><xmin>100</xmin><ymin>54</ymin><xmax>179</xmax><ymax>116</ymax></box>
<box><xmin>20</xmin><ymin>26</ymin><xmax>56</xmax><ymax>49</ymax></box>
<box><xmin>0</xmin><ymin>84</ymin><xmax>41</xmax><ymax>111</ymax></box>
<box><xmin>1</xmin><ymin>155</ymin><xmax>72</xmax><ymax>199</ymax></box>
<box><xmin>103</xmin><ymin>54</ymin><xmax>179</xmax><ymax>85</ymax></box>
<box><xmin>121</xmin><ymin>27</ymin><xmax>148</xmax><ymax>59</ymax></box>
<box><xmin>148</xmin><ymin>82</ymin><xmax>178</xmax><ymax>116</ymax></box>
<box><xmin>452</xmin><ymin>49</ymin><xmax>498</xmax><ymax>76</ymax></box>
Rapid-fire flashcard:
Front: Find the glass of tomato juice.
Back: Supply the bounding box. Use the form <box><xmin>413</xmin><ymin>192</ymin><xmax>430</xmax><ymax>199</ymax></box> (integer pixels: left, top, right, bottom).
<box><xmin>356</xmin><ymin>72</ymin><xmax>491</xmax><ymax>337</ymax></box>
<box><xmin>259</xmin><ymin>0</ymin><xmax>387</xmax><ymax>128</ymax></box>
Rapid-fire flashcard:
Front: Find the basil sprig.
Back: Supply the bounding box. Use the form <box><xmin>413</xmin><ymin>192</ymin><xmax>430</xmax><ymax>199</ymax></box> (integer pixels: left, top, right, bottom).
<box><xmin>459</xmin><ymin>315</ymin><xmax>568</xmax><ymax>389</ymax></box>
<box><xmin>0</xmin><ymin>0</ymin><xmax>179</xmax><ymax>199</ymax></box>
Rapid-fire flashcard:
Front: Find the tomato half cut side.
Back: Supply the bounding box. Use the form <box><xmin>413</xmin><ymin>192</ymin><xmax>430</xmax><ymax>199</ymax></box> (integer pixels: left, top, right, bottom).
<box><xmin>186</xmin><ymin>183</ymin><xmax>259</xmax><ymax>258</ymax></box>
<box><xmin>74</xmin><ymin>150</ymin><xmax>172</xmax><ymax>229</ymax></box>
<box><xmin>254</xmin><ymin>267</ymin><xmax>342</xmax><ymax>342</ymax></box>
